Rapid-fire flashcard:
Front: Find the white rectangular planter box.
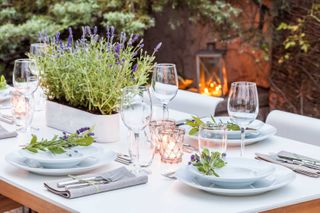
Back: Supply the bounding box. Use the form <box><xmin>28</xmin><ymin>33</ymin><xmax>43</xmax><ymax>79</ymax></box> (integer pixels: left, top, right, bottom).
<box><xmin>46</xmin><ymin>100</ymin><xmax>120</xmax><ymax>143</ymax></box>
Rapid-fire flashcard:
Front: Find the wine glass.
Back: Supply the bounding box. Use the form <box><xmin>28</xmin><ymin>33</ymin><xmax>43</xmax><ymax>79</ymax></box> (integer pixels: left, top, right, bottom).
<box><xmin>227</xmin><ymin>82</ymin><xmax>259</xmax><ymax>157</ymax></box>
<box><xmin>30</xmin><ymin>43</ymin><xmax>47</xmax><ymax>57</ymax></box>
<box><xmin>120</xmin><ymin>86</ymin><xmax>153</xmax><ymax>174</ymax></box>
<box><xmin>13</xmin><ymin>59</ymin><xmax>39</xmax><ymax>95</ymax></box>
<box><xmin>30</xmin><ymin>43</ymin><xmax>47</xmax><ymax>111</ymax></box>
<box><xmin>12</xmin><ymin>59</ymin><xmax>39</xmax><ymax>133</ymax></box>
<box><xmin>151</xmin><ymin>63</ymin><xmax>178</xmax><ymax>119</ymax></box>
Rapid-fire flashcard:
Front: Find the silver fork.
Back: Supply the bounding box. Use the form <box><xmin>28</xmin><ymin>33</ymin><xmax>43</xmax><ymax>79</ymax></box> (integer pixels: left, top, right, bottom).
<box><xmin>64</xmin><ymin>172</ymin><xmax>124</xmax><ymax>190</ymax></box>
<box><xmin>161</xmin><ymin>171</ymin><xmax>177</xmax><ymax>180</ymax></box>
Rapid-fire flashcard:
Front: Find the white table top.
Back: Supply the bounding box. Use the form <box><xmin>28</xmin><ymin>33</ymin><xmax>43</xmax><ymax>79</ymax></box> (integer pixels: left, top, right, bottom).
<box><xmin>0</xmin><ymin>108</ymin><xmax>320</xmax><ymax>213</ymax></box>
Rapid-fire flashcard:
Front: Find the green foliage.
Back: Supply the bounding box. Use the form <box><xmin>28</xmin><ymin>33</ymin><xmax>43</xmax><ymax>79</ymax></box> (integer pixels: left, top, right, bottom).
<box><xmin>186</xmin><ymin>115</ymin><xmax>242</xmax><ymax>136</ymax></box>
<box><xmin>0</xmin><ymin>75</ymin><xmax>7</xmax><ymax>90</ymax></box>
<box><xmin>190</xmin><ymin>148</ymin><xmax>226</xmax><ymax>177</ymax></box>
<box><xmin>29</xmin><ymin>28</ymin><xmax>157</xmax><ymax>115</ymax></box>
<box><xmin>276</xmin><ymin>2</ymin><xmax>320</xmax><ymax>63</ymax></box>
<box><xmin>23</xmin><ymin>128</ymin><xmax>94</xmax><ymax>154</ymax></box>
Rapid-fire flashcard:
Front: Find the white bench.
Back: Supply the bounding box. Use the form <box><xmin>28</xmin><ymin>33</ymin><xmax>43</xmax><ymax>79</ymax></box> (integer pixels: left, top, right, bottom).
<box><xmin>266</xmin><ymin>110</ymin><xmax>320</xmax><ymax>146</ymax></box>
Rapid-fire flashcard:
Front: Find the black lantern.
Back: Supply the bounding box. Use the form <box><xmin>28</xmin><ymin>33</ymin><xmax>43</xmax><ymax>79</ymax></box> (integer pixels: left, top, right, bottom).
<box><xmin>195</xmin><ymin>42</ymin><xmax>228</xmax><ymax>96</ymax></box>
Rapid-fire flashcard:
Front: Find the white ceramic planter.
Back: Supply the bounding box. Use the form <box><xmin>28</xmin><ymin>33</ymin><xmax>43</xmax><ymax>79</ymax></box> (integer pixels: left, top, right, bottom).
<box><xmin>46</xmin><ymin>100</ymin><xmax>120</xmax><ymax>143</ymax></box>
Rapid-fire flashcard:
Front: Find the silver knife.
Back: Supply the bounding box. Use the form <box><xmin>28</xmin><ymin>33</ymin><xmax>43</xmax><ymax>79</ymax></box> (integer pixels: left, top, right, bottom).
<box><xmin>278</xmin><ymin>151</ymin><xmax>320</xmax><ymax>166</ymax></box>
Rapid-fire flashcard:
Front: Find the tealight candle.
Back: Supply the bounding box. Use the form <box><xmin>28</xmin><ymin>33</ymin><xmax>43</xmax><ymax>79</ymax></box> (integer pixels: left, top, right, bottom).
<box><xmin>10</xmin><ymin>90</ymin><xmax>32</xmax><ymax>128</ymax></box>
<box><xmin>149</xmin><ymin>119</ymin><xmax>176</xmax><ymax>153</ymax></box>
<box><xmin>158</xmin><ymin>128</ymin><xmax>185</xmax><ymax>164</ymax></box>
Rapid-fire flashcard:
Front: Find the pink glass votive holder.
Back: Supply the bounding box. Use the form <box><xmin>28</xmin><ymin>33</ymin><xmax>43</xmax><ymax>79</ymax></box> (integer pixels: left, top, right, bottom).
<box><xmin>10</xmin><ymin>90</ymin><xmax>33</xmax><ymax>129</ymax></box>
<box><xmin>158</xmin><ymin>128</ymin><xmax>185</xmax><ymax>164</ymax></box>
<box><xmin>149</xmin><ymin>119</ymin><xmax>176</xmax><ymax>153</ymax></box>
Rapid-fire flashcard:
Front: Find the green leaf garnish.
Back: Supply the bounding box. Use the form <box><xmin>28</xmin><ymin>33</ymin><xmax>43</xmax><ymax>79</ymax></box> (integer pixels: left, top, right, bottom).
<box><xmin>189</xmin><ymin>148</ymin><xmax>226</xmax><ymax>177</ymax></box>
<box><xmin>23</xmin><ymin>127</ymin><xmax>95</xmax><ymax>154</ymax></box>
<box><xmin>186</xmin><ymin>115</ymin><xmax>245</xmax><ymax>135</ymax></box>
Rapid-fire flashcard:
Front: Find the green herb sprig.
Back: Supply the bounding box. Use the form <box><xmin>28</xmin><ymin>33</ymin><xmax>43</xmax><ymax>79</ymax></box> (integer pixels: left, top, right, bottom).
<box><xmin>189</xmin><ymin>148</ymin><xmax>226</xmax><ymax>177</ymax></box>
<box><xmin>23</xmin><ymin>127</ymin><xmax>94</xmax><ymax>154</ymax></box>
<box><xmin>186</xmin><ymin>115</ymin><xmax>241</xmax><ymax>136</ymax></box>
<box><xmin>0</xmin><ymin>75</ymin><xmax>7</xmax><ymax>90</ymax></box>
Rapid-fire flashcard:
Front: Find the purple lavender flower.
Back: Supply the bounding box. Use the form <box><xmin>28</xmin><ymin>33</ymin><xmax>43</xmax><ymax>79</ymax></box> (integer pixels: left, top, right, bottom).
<box><xmin>131</xmin><ymin>63</ymin><xmax>138</xmax><ymax>73</ymax></box>
<box><xmin>93</xmin><ymin>26</ymin><xmax>98</xmax><ymax>35</ymax></box>
<box><xmin>154</xmin><ymin>42</ymin><xmax>162</xmax><ymax>52</ymax></box>
<box><xmin>38</xmin><ymin>32</ymin><xmax>43</xmax><ymax>42</ymax></box>
<box><xmin>106</xmin><ymin>26</ymin><xmax>110</xmax><ymax>40</ymax></box>
<box><xmin>81</xmin><ymin>26</ymin><xmax>86</xmax><ymax>39</ymax></box>
<box><xmin>85</xmin><ymin>26</ymin><xmax>92</xmax><ymax>35</ymax></box>
<box><xmin>76</xmin><ymin>127</ymin><xmax>90</xmax><ymax>135</ymax></box>
<box><xmin>67</xmin><ymin>27</ymin><xmax>73</xmax><ymax>48</ymax></box>
<box><xmin>132</xmin><ymin>34</ymin><xmax>139</xmax><ymax>43</ymax></box>
<box><xmin>114</xmin><ymin>43</ymin><xmax>121</xmax><ymax>58</ymax></box>
<box><xmin>139</xmin><ymin>43</ymin><xmax>144</xmax><ymax>48</ymax></box>
<box><xmin>110</xmin><ymin>26</ymin><xmax>115</xmax><ymax>43</ymax></box>
<box><xmin>120</xmin><ymin>32</ymin><xmax>127</xmax><ymax>44</ymax></box>
<box><xmin>55</xmin><ymin>32</ymin><xmax>61</xmax><ymax>44</ymax></box>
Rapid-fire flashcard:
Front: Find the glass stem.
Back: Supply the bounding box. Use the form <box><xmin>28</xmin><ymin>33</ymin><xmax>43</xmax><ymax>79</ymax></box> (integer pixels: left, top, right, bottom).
<box><xmin>162</xmin><ymin>103</ymin><xmax>169</xmax><ymax>119</ymax></box>
<box><xmin>129</xmin><ymin>132</ymin><xmax>140</xmax><ymax>174</ymax></box>
<box><xmin>240</xmin><ymin>127</ymin><xmax>245</xmax><ymax>157</ymax></box>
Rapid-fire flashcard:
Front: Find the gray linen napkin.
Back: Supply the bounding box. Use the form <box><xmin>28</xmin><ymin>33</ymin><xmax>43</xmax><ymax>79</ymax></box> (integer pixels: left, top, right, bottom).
<box><xmin>255</xmin><ymin>153</ymin><xmax>320</xmax><ymax>178</ymax></box>
<box><xmin>44</xmin><ymin>167</ymin><xmax>148</xmax><ymax>199</ymax></box>
<box><xmin>0</xmin><ymin>125</ymin><xmax>17</xmax><ymax>139</ymax></box>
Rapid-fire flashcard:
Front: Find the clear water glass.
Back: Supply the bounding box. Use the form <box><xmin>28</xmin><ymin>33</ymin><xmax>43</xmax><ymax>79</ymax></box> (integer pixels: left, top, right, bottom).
<box><xmin>30</xmin><ymin>43</ymin><xmax>47</xmax><ymax>111</ymax></box>
<box><xmin>12</xmin><ymin>59</ymin><xmax>39</xmax><ymax>134</ymax></box>
<box><xmin>13</xmin><ymin>59</ymin><xmax>39</xmax><ymax>96</ymax></box>
<box><xmin>151</xmin><ymin>63</ymin><xmax>178</xmax><ymax>119</ymax></box>
<box><xmin>120</xmin><ymin>86</ymin><xmax>153</xmax><ymax>173</ymax></box>
<box><xmin>198</xmin><ymin>124</ymin><xmax>227</xmax><ymax>156</ymax></box>
<box><xmin>30</xmin><ymin>43</ymin><xmax>47</xmax><ymax>57</ymax></box>
<box><xmin>227</xmin><ymin>82</ymin><xmax>259</xmax><ymax>157</ymax></box>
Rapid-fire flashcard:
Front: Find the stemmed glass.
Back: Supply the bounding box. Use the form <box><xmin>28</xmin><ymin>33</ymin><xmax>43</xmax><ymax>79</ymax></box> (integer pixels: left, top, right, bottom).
<box><xmin>227</xmin><ymin>82</ymin><xmax>259</xmax><ymax>157</ymax></box>
<box><xmin>120</xmin><ymin>86</ymin><xmax>153</xmax><ymax>174</ymax></box>
<box><xmin>151</xmin><ymin>63</ymin><xmax>178</xmax><ymax>119</ymax></box>
<box><xmin>30</xmin><ymin>43</ymin><xmax>47</xmax><ymax>111</ymax></box>
<box><xmin>12</xmin><ymin>59</ymin><xmax>39</xmax><ymax>133</ymax></box>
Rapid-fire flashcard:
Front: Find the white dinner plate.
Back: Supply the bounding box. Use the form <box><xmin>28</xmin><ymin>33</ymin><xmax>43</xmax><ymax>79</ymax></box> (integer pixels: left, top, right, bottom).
<box><xmin>6</xmin><ymin>150</ymin><xmax>117</xmax><ymax>176</ymax></box>
<box><xmin>188</xmin><ymin>158</ymin><xmax>275</xmax><ymax>188</ymax></box>
<box><xmin>19</xmin><ymin>145</ymin><xmax>103</xmax><ymax>168</ymax></box>
<box><xmin>185</xmin><ymin>117</ymin><xmax>277</xmax><ymax>146</ymax></box>
<box><xmin>176</xmin><ymin>164</ymin><xmax>295</xmax><ymax>196</ymax></box>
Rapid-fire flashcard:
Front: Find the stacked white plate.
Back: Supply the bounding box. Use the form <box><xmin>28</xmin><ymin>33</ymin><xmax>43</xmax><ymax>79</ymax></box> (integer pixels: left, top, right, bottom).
<box><xmin>176</xmin><ymin>158</ymin><xmax>295</xmax><ymax>196</ymax></box>
<box><xmin>6</xmin><ymin>145</ymin><xmax>116</xmax><ymax>176</ymax></box>
<box><xmin>185</xmin><ymin>116</ymin><xmax>277</xmax><ymax>146</ymax></box>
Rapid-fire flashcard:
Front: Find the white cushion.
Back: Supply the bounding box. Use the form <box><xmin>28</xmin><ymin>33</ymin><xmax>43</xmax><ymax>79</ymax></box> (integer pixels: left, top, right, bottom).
<box><xmin>168</xmin><ymin>90</ymin><xmax>223</xmax><ymax>117</ymax></box>
<box><xmin>266</xmin><ymin>110</ymin><xmax>320</xmax><ymax>146</ymax></box>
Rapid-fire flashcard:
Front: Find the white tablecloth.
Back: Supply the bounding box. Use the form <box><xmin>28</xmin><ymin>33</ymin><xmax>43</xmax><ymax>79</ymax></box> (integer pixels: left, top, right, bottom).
<box><xmin>0</xmin><ymin>109</ymin><xmax>320</xmax><ymax>213</ymax></box>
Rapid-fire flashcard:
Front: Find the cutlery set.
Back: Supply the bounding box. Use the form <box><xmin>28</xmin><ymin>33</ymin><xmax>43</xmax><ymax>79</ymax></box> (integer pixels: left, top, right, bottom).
<box><xmin>57</xmin><ymin>172</ymin><xmax>124</xmax><ymax>189</ymax></box>
<box><xmin>255</xmin><ymin>151</ymin><xmax>320</xmax><ymax>178</ymax></box>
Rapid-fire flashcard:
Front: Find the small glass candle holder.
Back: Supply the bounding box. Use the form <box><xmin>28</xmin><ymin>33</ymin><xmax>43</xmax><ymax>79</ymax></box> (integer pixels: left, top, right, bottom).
<box><xmin>158</xmin><ymin>128</ymin><xmax>185</xmax><ymax>164</ymax></box>
<box><xmin>149</xmin><ymin>119</ymin><xmax>176</xmax><ymax>153</ymax></box>
<box><xmin>10</xmin><ymin>90</ymin><xmax>34</xmax><ymax>132</ymax></box>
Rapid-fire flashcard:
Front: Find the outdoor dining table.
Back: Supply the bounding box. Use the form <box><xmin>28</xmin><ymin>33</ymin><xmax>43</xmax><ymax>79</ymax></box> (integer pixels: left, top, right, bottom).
<box><xmin>0</xmin><ymin>108</ymin><xmax>319</xmax><ymax>213</ymax></box>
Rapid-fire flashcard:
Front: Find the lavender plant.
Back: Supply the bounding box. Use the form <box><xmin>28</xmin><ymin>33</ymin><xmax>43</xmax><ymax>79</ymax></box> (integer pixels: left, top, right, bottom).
<box><xmin>30</xmin><ymin>26</ymin><xmax>160</xmax><ymax>115</ymax></box>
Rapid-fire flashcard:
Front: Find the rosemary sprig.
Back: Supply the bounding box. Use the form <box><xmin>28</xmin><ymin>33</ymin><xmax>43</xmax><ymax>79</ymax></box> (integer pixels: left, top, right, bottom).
<box><xmin>23</xmin><ymin>127</ymin><xmax>94</xmax><ymax>154</ymax></box>
<box><xmin>186</xmin><ymin>115</ymin><xmax>242</xmax><ymax>135</ymax></box>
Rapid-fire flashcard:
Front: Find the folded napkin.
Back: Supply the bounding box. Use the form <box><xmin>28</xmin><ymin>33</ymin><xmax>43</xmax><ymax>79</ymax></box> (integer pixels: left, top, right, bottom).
<box><xmin>44</xmin><ymin>167</ymin><xmax>148</xmax><ymax>199</ymax></box>
<box><xmin>255</xmin><ymin>153</ymin><xmax>320</xmax><ymax>178</ymax></box>
<box><xmin>0</xmin><ymin>125</ymin><xmax>17</xmax><ymax>139</ymax></box>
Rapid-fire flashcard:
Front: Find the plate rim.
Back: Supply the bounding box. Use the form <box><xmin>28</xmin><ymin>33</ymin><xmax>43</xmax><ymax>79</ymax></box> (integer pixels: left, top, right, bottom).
<box><xmin>18</xmin><ymin>145</ymin><xmax>103</xmax><ymax>163</ymax></box>
<box><xmin>5</xmin><ymin>150</ymin><xmax>116</xmax><ymax>175</ymax></box>
<box><xmin>176</xmin><ymin>164</ymin><xmax>296</xmax><ymax>195</ymax></box>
